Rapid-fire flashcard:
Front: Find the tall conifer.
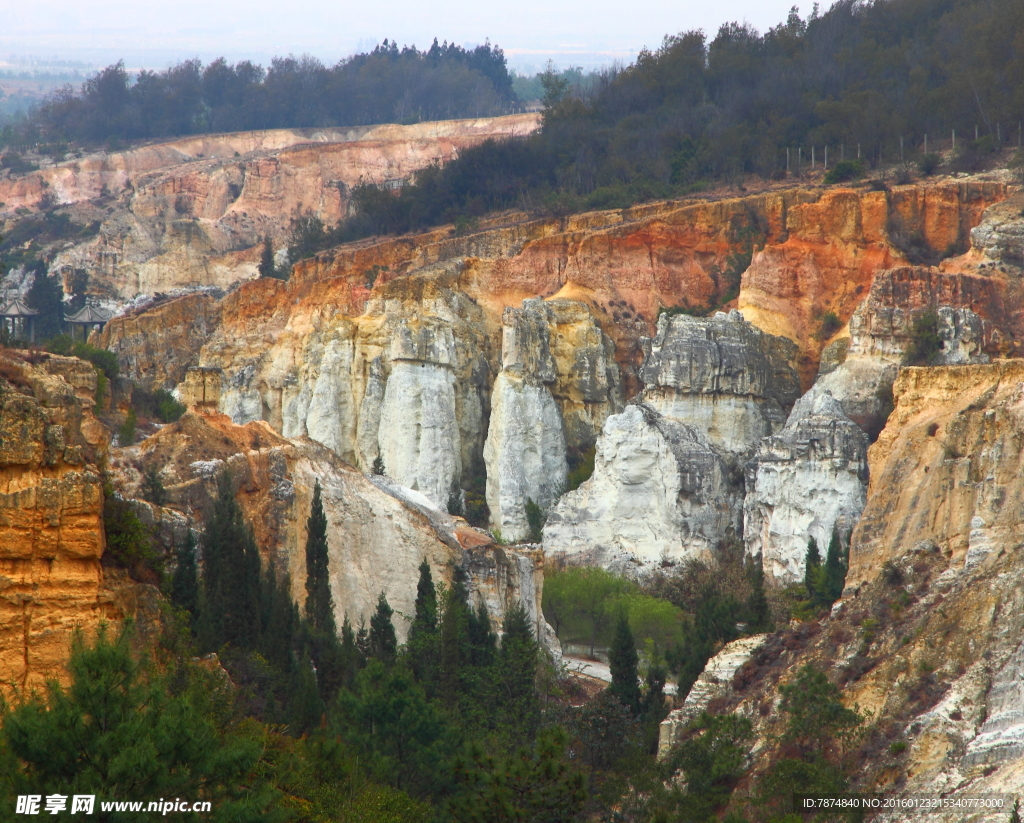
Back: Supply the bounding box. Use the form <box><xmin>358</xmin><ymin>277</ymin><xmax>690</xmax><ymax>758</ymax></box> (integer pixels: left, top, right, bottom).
<box><xmin>368</xmin><ymin>593</ymin><xmax>397</xmax><ymax>664</ymax></box>
<box><xmin>608</xmin><ymin>614</ymin><xmax>640</xmax><ymax>714</ymax></box>
<box><xmin>804</xmin><ymin>536</ymin><xmax>822</xmax><ymax>599</ymax></box>
<box><xmin>170</xmin><ymin>530</ymin><xmax>199</xmax><ymax>619</ymax></box>
<box><xmin>304</xmin><ymin>480</ymin><xmax>335</xmax><ymax>636</ymax></box>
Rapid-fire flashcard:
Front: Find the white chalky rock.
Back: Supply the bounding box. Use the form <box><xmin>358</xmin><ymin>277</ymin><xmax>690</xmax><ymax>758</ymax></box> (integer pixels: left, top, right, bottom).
<box><xmin>743</xmin><ymin>389</ymin><xmax>868</xmax><ymax>584</ymax></box>
<box><xmin>543</xmin><ymin>403</ymin><xmax>738</xmax><ymax>575</ymax></box>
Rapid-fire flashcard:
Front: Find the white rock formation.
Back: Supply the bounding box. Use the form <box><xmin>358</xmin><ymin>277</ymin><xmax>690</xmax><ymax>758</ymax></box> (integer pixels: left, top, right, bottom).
<box><xmin>640</xmin><ymin>310</ymin><xmax>800</xmax><ymax>461</ymax></box>
<box><xmin>484</xmin><ymin>302</ymin><xmax>569</xmax><ymax>541</ymax></box>
<box><xmin>543</xmin><ymin>404</ymin><xmax>738</xmax><ymax>574</ymax></box>
<box><xmin>963</xmin><ymin>639</ymin><xmax>1024</xmax><ymax>767</ymax></box>
<box><xmin>744</xmin><ymin>389</ymin><xmax>868</xmax><ymax>584</ymax></box>
<box><xmin>658</xmin><ymin>634</ymin><xmax>768</xmax><ymax>759</ymax></box>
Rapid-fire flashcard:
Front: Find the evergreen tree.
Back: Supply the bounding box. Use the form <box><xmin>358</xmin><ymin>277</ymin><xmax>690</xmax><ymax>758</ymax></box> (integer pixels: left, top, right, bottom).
<box><xmin>0</xmin><ymin>626</ymin><xmax>282</xmax><ymax>818</ymax></box>
<box><xmin>199</xmin><ymin>471</ymin><xmax>261</xmax><ymax>651</ymax></box>
<box><xmin>467</xmin><ymin>602</ymin><xmax>497</xmax><ymax>668</ymax></box>
<box><xmin>368</xmin><ymin>593</ymin><xmax>397</xmax><ymax>664</ymax></box>
<box><xmin>804</xmin><ymin>537</ymin><xmax>822</xmax><ymax>600</ymax></box>
<box><xmin>408</xmin><ymin>560</ymin><xmax>439</xmax><ymax>686</ymax></box>
<box><xmin>608</xmin><ymin>613</ymin><xmax>640</xmax><ymax>714</ymax></box>
<box><xmin>24</xmin><ymin>263</ymin><xmax>64</xmax><ymax>340</ymax></box>
<box><xmin>259</xmin><ymin>566</ymin><xmax>297</xmax><ymax>673</ymax></box>
<box><xmin>496</xmin><ymin>603</ymin><xmax>539</xmax><ymax>738</ymax></box>
<box><xmin>339</xmin><ymin>616</ymin><xmax>363</xmax><ymax>692</ymax></box>
<box><xmin>304</xmin><ymin>480</ymin><xmax>335</xmax><ymax>636</ymax></box>
<box><xmin>170</xmin><ymin>529</ymin><xmax>199</xmax><ymax>620</ymax></box>
<box><xmin>288</xmin><ymin>651</ymin><xmax>324</xmax><ymax>736</ymax></box>
<box><xmin>822</xmin><ymin>528</ymin><xmax>847</xmax><ymax>606</ymax></box>
<box><xmin>439</xmin><ymin>565</ymin><xmax>471</xmax><ymax>704</ymax></box>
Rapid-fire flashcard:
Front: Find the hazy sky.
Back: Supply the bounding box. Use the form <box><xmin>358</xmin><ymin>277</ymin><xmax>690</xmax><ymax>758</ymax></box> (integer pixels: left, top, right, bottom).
<box><xmin>3</xmin><ymin>0</ymin><xmax>807</xmax><ymax>73</ymax></box>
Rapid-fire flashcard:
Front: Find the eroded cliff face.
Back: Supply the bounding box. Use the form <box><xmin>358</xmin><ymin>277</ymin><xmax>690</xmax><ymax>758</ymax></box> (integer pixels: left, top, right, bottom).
<box><xmin>689</xmin><ymin>360</ymin><xmax>1024</xmax><ymax>813</ymax></box>
<box><xmin>1</xmin><ymin>115</ymin><xmax>540</xmax><ymax>302</ymax></box>
<box><xmin>0</xmin><ymin>353</ymin><xmax>115</xmax><ymax>694</ymax></box>
<box><xmin>744</xmin><ymin>389</ymin><xmax>868</xmax><ymax>584</ymax></box>
<box><xmin>119</xmin><ymin>406</ymin><xmax>546</xmax><ymax>643</ymax></box>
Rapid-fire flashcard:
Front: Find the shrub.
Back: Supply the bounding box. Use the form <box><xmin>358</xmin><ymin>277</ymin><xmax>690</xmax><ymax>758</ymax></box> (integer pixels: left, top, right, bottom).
<box><xmin>565</xmin><ymin>444</ymin><xmax>596</xmax><ymax>492</ymax></box>
<box><xmin>119</xmin><ymin>408</ymin><xmax>137</xmax><ymax>446</ymax></box>
<box><xmin>824</xmin><ymin>159</ymin><xmax>865</xmax><ymax>184</ymax></box>
<box><xmin>524</xmin><ymin>498</ymin><xmax>545</xmax><ymax>544</ymax></box>
<box><xmin>814</xmin><ymin>311</ymin><xmax>842</xmax><ymax>340</ymax></box>
<box><xmin>132</xmin><ymin>386</ymin><xmax>185</xmax><ymax>423</ymax></box>
<box><xmin>918</xmin><ymin>153</ymin><xmax>942</xmax><ymax>176</ymax></box>
<box><xmin>47</xmin><ymin>337</ymin><xmax>120</xmax><ymax>380</ymax></box>
<box><xmin>102</xmin><ymin>489</ymin><xmax>164</xmax><ymax>584</ymax></box>
<box><xmin>904</xmin><ymin>310</ymin><xmax>942</xmax><ymax>365</ymax></box>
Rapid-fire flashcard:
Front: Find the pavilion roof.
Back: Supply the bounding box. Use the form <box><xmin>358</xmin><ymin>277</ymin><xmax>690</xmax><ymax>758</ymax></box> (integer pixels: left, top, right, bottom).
<box><xmin>65</xmin><ymin>305</ymin><xmax>113</xmax><ymax>324</ymax></box>
<box><xmin>0</xmin><ymin>297</ymin><xmax>39</xmax><ymax>317</ymax></box>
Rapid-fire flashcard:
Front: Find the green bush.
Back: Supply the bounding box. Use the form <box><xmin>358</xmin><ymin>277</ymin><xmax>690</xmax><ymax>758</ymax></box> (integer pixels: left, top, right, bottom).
<box><xmin>102</xmin><ymin>487</ymin><xmax>164</xmax><ymax>584</ymax></box>
<box><xmin>565</xmin><ymin>444</ymin><xmax>596</xmax><ymax>492</ymax></box>
<box><xmin>132</xmin><ymin>386</ymin><xmax>186</xmax><ymax>423</ymax></box>
<box><xmin>119</xmin><ymin>408</ymin><xmax>137</xmax><ymax>445</ymax></box>
<box><xmin>904</xmin><ymin>310</ymin><xmax>942</xmax><ymax>365</ymax></box>
<box><xmin>524</xmin><ymin>498</ymin><xmax>545</xmax><ymax>544</ymax></box>
<box><xmin>47</xmin><ymin>337</ymin><xmax>120</xmax><ymax>380</ymax></box>
<box><xmin>918</xmin><ymin>153</ymin><xmax>942</xmax><ymax>176</ymax></box>
<box><xmin>814</xmin><ymin>311</ymin><xmax>842</xmax><ymax>340</ymax></box>
<box><xmin>824</xmin><ymin>159</ymin><xmax>865</xmax><ymax>184</ymax></box>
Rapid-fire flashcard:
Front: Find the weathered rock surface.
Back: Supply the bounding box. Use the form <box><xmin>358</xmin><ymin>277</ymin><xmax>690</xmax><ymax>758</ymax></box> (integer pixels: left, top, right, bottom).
<box><xmin>1</xmin><ymin>115</ymin><xmax>541</xmax><ymax>303</ymax></box>
<box><xmin>744</xmin><ymin>389</ymin><xmax>868</xmax><ymax>584</ymax></box>
<box><xmin>739</xmin><ymin>182</ymin><xmax>1008</xmax><ymax>384</ymax></box>
<box><xmin>657</xmin><ymin>634</ymin><xmax>768</xmax><ymax>759</ymax></box>
<box><xmin>543</xmin><ymin>404</ymin><xmax>738</xmax><ymax>574</ymax></box>
<box><xmin>0</xmin><ymin>353</ymin><xmax>115</xmax><ymax>694</ymax></box>
<box><xmin>848</xmin><ymin>361</ymin><xmax>1024</xmax><ymax>589</ymax></box>
<box><xmin>640</xmin><ymin>310</ymin><xmax>801</xmax><ymax>462</ymax></box>
<box><xmin>125</xmin><ymin>408</ymin><xmax>546</xmax><ymax>644</ymax></box>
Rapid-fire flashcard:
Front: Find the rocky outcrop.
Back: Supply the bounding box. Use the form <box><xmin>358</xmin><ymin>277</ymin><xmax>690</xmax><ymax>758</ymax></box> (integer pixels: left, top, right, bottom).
<box><xmin>738</xmin><ymin>182</ymin><xmax>1008</xmax><ymax>384</ymax></box>
<box><xmin>125</xmin><ymin>409</ymin><xmax>546</xmax><ymax>644</ymax></box>
<box><xmin>1</xmin><ymin>115</ymin><xmax>541</xmax><ymax>304</ymax></box>
<box><xmin>640</xmin><ymin>310</ymin><xmax>800</xmax><ymax>461</ymax></box>
<box><xmin>969</xmin><ymin>193</ymin><xmax>1024</xmax><ymax>266</ymax></box>
<box><xmin>657</xmin><ymin>634</ymin><xmax>768</xmax><ymax>759</ymax></box>
<box><xmin>485</xmin><ymin>298</ymin><xmax>618</xmax><ymax>544</ymax></box>
<box><xmin>0</xmin><ymin>353</ymin><xmax>115</xmax><ymax>694</ymax></box>
<box><xmin>848</xmin><ymin>361</ymin><xmax>1024</xmax><ymax>589</ymax></box>
<box><xmin>744</xmin><ymin>390</ymin><xmax>868</xmax><ymax>584</ymax></box>
<box><xmin>543</xmin><ymin>404</ymin><xmax>738</xmax><ymax>574</ymax></box>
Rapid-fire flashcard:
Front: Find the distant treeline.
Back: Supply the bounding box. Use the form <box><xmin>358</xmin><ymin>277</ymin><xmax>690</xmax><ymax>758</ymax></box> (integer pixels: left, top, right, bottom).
<box><xmin>294</xmin><ymin>0</ymin><xmax>1024</xmax><ymax>247</ymax></box>
<box><xmin>0</xmin><ymin>39</ymin><xmax>518</xmax><ymax>146</ymax></box>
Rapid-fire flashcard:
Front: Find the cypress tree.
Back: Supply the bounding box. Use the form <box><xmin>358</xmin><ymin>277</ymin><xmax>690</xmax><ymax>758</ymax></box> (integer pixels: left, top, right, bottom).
<box><xmin>258</xmin><ymin>236</ymin><xmax>277</xmax><ymax>279</ymax></box>
<box><xmin>468</xmin><ymin>602</ymin><xmax>497</xmax><ymax>668</ymax></box>
<box><xmin>823</xmin><ymin>527</ymin><xmax>846</xmax><ymax>605</ymax></box>
<box><xmin>339</xmin><ymin>616</ymin><xmax>363</xmax><ymax>691</ymax></box>
<box><xmin>439</xmin><ymin>565</ymin><xmax>471</xmax><ymax>703</ymax></box>
<box><xmin>408</xmin><ymin>560</ymin><xmax>439</xmax><ymax>686</ymax></box>
<box><xmin>288</xmin><ymin>651</ymin><xmax>324</xmax><ymax>736</ymax></box>
<box><xmin>368</xmin><ymin>592</ymin><xmax>397</xmax><ymax>664</ymax></box>
<box><xmin>199</xmin><ymin>471</ymin><xmax>262</xmax><ymax>651</ymax></box>
<box><xmin>804</xmin><ymin>536</ymin><xmax>822</xmax><ymax>599</ymax></box>
<box><xmin>260</xmin><ymin>566</ymin><xmax>297</xmax><ymax>673</ymax></box>
<box><xmin>608</xmin><ymin>613</ymin><xmax>640</xmax><ymax>714</ymax></box>
<box><xmin>498</xmin><ymin>602</ymin><xmax>538</xmax><ymax>731</ymax></box>
<box><xmin>170</xmin><ymin>530</ymin><xmax>198</xmax><ymax>619</ymax></box>
<box><xmin>304</xmin><ymin>480</ymin><xmax>335</xmax><ymax>636</ymax></box>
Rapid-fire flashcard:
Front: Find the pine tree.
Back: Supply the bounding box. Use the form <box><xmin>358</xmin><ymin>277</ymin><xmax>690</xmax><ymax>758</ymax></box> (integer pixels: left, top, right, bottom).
<box><xmin>304</xmin><ymin>480</ymin><xmax>335</xmax><ymax>636</ymax></box>
<box><xmin>339</xmin><ymin>616</ymin><xmax>363</xmax><ymax>691</ymax></box>
<box><xmin>468</xmin><ymin>602</ymin><xmax>497</xmax><ymax>668</ymax></box>
<box><xmin>368</xmin><ymin>592</ymin><xmax>397</xmax><ymax>664</ymax></box>
<box><xmin>170</xmin><ymin>530</ymin><xmax>198</xmax><ymax>619</ymax></box>
<box><xmin>288</xmin><ymin>651</ymin><xmax>324</xmax><ymax>736</ymax></box>
<box><xmin>260</xmin><ymin>566</ymin><xmax>297</xmax><ymax>673</ymax></box>
<box><xmin>608</xmin><ymin>613</ymin><xmax>640</xmax><ymax>714</ymax></box>
<box><xmin>804</xmin><ymin>536</ymin><xmax>822</xmax><ymax>599</ymax></box>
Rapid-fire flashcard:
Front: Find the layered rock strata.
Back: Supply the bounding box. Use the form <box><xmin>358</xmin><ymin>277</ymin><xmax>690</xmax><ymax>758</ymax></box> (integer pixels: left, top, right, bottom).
<box><xmin>1</xmin><ymin>115</ymin><xmax>540</xmax><ymax>302</ymax></box>
<box><xmin>0</xmin><ymin>354</ymin><xmax>114</xmax><ymax>694</ymax></box>
<box><xmin>743</xmin><ymin>389</ymin><xmax>868</xmax><ymax>584</ymax></box>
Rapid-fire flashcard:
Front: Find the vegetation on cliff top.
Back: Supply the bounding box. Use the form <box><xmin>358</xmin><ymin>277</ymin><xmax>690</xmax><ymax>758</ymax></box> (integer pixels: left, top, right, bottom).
<box><xmin>276</xmin><ymin>0</ymin><xmax>1024</xmax><ymax>260</ymax></box>
<box><xmin>0</xmin><ymin>40</ymin><xmax>518</xmax><ymax>148</ymax></box>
